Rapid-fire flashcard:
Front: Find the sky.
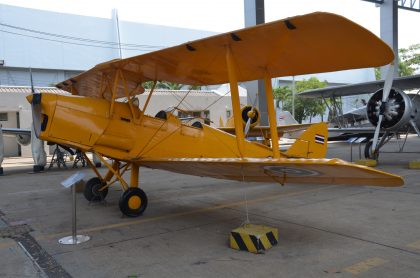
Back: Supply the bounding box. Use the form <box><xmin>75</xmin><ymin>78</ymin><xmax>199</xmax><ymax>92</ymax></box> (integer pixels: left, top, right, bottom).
<box><xmin>0</xmin><ymin>0</ymin><xmax>418</xmax><ymax>48</ymax></box>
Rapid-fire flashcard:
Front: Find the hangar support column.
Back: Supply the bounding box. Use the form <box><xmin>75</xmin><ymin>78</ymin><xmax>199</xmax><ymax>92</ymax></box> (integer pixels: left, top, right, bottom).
<box><xmin>380</xmin><ymin>0</ymin><xmax>399</xmax><ymax>78</ymax></box>
<box><xmin>244</xmin><ymin>0</ymin><xmax>269</xmax><ymax>125</ymax></box>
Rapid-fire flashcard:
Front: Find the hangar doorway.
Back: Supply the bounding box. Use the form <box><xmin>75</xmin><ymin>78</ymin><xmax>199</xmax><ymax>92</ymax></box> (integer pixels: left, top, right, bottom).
<box><xmin>0</xmin><ymin>111</ymin><xmax>20</xmax><ymax>157</ymax></box>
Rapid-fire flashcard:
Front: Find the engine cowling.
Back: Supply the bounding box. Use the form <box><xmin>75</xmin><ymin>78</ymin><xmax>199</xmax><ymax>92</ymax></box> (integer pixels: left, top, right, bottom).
<box><xmin>241</xmin><ymin>106</ymin><xmax>260</xmax><ymax>128</ymax></box>
<box><xmin>16</xmin><ymin>134</ymin><xmax>31</xmax><ymax>146</ymax></box>
<box><xmin>367</xmin><ymin>88</ymin><xmax>416</xmax><ymax>131</ymax></box>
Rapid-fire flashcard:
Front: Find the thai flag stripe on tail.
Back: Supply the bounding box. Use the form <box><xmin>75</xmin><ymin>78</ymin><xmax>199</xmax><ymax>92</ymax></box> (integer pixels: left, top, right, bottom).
<box><xmin>315</xmin><ymin>134</ymin><xmax>325</xmax><ymax>144</ymax></box>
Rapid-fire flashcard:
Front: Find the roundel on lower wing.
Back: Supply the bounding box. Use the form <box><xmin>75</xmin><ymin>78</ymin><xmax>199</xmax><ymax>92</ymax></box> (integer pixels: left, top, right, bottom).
<box><xmin>263</xmin><ymin>166</ymin><xmax>321</xmax><ymax>177</ymax></box>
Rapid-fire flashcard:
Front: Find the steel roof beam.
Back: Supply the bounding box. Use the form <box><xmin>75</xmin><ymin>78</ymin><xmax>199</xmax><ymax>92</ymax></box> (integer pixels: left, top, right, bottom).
<box><xmin>362</xmin><ymin>0</ymin><xmax>420</xmax><ymax>12</ymax></box>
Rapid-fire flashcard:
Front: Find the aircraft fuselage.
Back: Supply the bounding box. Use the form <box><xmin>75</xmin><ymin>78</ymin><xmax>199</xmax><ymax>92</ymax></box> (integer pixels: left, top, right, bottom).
<box><xmin>30</xmin><ymin>93</ymin><xmax>275</xmax><ymax>162</ymax></box>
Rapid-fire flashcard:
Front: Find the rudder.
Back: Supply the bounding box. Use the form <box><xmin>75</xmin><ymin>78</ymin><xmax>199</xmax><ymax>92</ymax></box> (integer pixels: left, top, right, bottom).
<box><xmin>284</xmin><ymin>122</ymin><xmax>328</xmax><ymax>158</ymax></box>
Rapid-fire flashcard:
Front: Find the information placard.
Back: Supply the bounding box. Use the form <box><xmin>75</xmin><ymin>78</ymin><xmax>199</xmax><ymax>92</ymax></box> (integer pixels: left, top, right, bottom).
<box><xmin>61</xmin><ymin>172</ymin><xmax>85</xmax><ymax>188</ymax></box>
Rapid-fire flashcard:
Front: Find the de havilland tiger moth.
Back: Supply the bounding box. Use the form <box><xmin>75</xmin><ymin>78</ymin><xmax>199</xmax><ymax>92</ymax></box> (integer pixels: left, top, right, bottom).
<box><xmin>26</xmin><ymin>12</ymin><xmax>404</xmax><ymax>217</ymax></box>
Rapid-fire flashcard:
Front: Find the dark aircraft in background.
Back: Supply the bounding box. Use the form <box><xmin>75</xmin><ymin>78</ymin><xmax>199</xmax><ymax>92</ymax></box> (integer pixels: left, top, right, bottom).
<box><xmin>300</xmin><ymin>73</ymin><xmax>420</xmax><ymax>159</ymax></box>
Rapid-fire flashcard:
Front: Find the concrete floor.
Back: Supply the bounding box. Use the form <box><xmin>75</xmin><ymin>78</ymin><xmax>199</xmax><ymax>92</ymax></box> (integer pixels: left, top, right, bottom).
<box><xmin>0</xmin><ymin>139</ymin><xmax>420</xmax><ymax>278</ymax></box>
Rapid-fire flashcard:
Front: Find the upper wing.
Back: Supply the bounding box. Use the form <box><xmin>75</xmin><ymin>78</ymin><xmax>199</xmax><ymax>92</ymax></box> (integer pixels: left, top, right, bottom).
<box><xmin>219</xmin><ymin>123</ymin><xmax>312</xmax><ymax>138</ymax></box>
<box><xmin>300</xmin><ymin>74</ymin><xmax>420</xmax><ymax>98</ymax></box>
<box><xmin>56</xmin><ymin>12</ymin><xmax>393</xmax><ymax>99</ymax></box>
<box><xmin>139</xmin><ymin>157</ymin><xmax>403</xmax><ymax>187</ymax></box>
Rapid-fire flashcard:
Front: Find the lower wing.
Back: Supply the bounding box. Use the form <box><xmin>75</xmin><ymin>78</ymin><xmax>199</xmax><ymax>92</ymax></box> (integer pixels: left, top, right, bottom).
<box><xmin>218</xmin><ymin>123</ymin><xmax>312</xmax><ymax>138</ymax></box>
<box><xmin>1</xmin><ymin>128</ymin><xmax>31</xmax><ymax>136</ymax></box>
<box><xmin>139</xmin><ymin>157</ymin><xmax>403</xmax><ymax>187</ymax></box>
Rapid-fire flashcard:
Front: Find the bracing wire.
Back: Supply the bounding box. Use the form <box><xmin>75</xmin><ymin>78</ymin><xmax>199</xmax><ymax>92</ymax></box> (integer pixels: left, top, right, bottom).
<box><xmin>201</xmin><ymin>90</ymin><xmax>230</xmax><ymax>112</ymax></box>
<box><xmin>241</xmin><ymin>165</ymin><xmax>251</xmax><ymax>226</ymax></box>
<box><xmin>0</xmin><ymin>22</ymin><xmax>166</xmax><ymax>49</ymax></box>
<box><xmin>199</xmin><ymin>82</ymin><xmax>247</xmax><ymax>115</ymax></box>
<box><xmin>171</xmin><ymin>87</ymin><xmax>195</xmax><ymax>115</ymax></box>
<box><xmin>0</xmin><ymin>29</ymin><xmax>153</xmax><ymax>51</ymax></box>
<box><xmin>169</xmin><ymin>89</ymin><xmax>195</xmax><ymax>112</ymax></box>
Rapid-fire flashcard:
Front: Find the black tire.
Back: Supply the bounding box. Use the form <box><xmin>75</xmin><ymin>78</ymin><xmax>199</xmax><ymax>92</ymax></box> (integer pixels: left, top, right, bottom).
<box><xmin>84</xmin><ymin>177</ymin><xmax>108</xmax><ymax>202</ymax></box>
<box><xmin>119</xmin><ymin>188</ymin><xmax>148</xmax><ymax>217</ymax></box>
<box><xmin>364</xmin><ymin>140</ymin><xmax>379</xmax><ymax>160</ymax></box>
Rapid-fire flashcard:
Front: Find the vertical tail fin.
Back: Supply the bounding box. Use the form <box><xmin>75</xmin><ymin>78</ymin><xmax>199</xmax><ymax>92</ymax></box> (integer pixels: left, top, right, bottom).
<box><xmin>219</xmin><ymin>116</ymin><xmax>224</xmax><ymax>127</ymax></box>
<box><xmin>284</xmin><ymin>122</ymin><xmax>328</xmax><ymax>158</ymax></box>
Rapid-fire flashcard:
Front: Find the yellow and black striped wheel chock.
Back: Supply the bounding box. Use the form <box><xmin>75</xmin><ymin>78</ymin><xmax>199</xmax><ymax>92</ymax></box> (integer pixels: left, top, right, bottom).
<box><xmin>230</xmin><ymin>224</ymin><xmax>278</xmax><ymax>253</ymax></box>
<box><xmin>409</xmin><ymin>160</ymin><xmax>420</xmax><ymax>169</ymax></box>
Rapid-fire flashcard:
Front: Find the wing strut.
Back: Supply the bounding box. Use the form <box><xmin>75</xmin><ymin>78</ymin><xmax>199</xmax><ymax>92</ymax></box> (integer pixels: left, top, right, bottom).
<box><xmin>225</xmin><ymin>46</ymin><xmax>245</xmax><ymax>157</ymax></box>
<box><xmin>263</xmin><ymin>74</ymin><xmax>280</xmax><ymax>158</ymax></box>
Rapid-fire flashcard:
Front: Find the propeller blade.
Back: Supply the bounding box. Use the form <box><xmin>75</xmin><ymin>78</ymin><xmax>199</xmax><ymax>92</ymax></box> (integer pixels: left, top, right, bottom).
<box><xmin>30</xmin><ymin>68</ymin><xmax>35</xmax><ymax>94</ymax></box>
<box><xmin>244</xmin><ymin>117</ymin><xmax>251</xmax><ymax>137</ymax></box>
<box><xmin>371</xmin><ymin>114</ymin><xmax>382</xmax><ymax>154</ymax></box>
<box><xmin>31</xmin><ymin>94</ymin><xmax>42</xmax><ymax>138</ymax></box>
<box><xmin>382</xmin><ymin>63</ymin><xmax>394</xmax><ymax>102</ymax></box>
<box><xmin>29</xmin><ymin>68</ymin><xmax>42</xmax><ymax>138</ymax></box>
<box><xmin>370</xmin><ymin>64</ymin><xmax>394</xmax><ymax>156</ymax></box>
<box><xmin>244</xmin><ymin>106</ymin><xmax>258</xmax><ymax>137</ymax></box>
<box><xmin>244</xmin><ymin>92</ymin><xmax>259</xmax><ymax>138</ymax></box>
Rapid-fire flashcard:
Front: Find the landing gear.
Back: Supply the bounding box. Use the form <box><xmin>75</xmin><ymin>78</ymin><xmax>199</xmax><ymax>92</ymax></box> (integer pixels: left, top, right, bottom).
<box><xmin>119</xmin><ymin>188</ymin><xmax>148</xmax><ymax>217</ymax></box>
<box><xmin>82</xmin><ymin>152</ymin><xmax>148</xmax><ymax>217</ymax></box>
<box><xmin>84</xmin><ymin>177</ymin><xmax>108</xmax><ymax>202</ymax></box>
<box><xmin>364</xmin><ymin>140</ymin><xmax>378</xmax><ymax>160</ymax></box>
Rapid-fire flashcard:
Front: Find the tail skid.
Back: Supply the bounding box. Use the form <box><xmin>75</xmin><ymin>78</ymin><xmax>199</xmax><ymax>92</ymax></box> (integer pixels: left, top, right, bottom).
<box><xmin>284</xmin><ymin>122</ymin><xmax>328</xmax><ymax>159</ymax></box>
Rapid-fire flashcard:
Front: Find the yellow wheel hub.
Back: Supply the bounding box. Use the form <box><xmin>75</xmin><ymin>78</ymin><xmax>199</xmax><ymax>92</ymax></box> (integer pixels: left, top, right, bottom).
<box><xmin>128</xmin><ymin>195</ymin><xmax>141</xmax><ymax>210</ymax></box>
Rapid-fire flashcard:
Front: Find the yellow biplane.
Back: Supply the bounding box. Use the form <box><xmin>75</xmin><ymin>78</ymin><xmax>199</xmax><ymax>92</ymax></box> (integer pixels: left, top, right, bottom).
<box><xmin>28</xmin><ymin>12</ymin><xmax>403</xmax><ymax>217</ymax></box>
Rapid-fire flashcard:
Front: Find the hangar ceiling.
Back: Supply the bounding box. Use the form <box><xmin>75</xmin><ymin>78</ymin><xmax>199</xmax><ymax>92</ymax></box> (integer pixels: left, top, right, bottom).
<box><xmin>362</xmin><ymin>0</ymin><xmax>420</xmax><ymax>12</ymax></box>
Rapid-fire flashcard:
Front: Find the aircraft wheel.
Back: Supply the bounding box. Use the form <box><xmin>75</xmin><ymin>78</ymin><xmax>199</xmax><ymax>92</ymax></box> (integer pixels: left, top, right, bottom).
<box><xmin>119</xmin><ymin>188</ymin><xmax>148</xmax><ymax>217</ymax></box>
<box><xmin>84</xmin><ymin>177</ymin><xmax>108</xmax><ymax>202</ymax></box>
<box><xmin>364</xmin><ymin>140</ymin><xmax>379</xmax><ymax>160</ymax></box>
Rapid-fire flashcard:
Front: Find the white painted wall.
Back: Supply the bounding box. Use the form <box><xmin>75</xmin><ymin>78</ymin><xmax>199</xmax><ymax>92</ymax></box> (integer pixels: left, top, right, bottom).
<box><xmin>0</xmin><ymin>92</ymin><xmax>32</xmax><ymax>156</ymax></box>
<box><xmin>0</xmin><ymin>4</ymin><xmax>215</xmax><ymax>73</ymax></box>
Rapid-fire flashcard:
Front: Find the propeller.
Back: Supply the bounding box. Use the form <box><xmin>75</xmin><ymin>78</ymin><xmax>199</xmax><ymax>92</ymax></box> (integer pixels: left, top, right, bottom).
<box><xmin>244</xmin><ymin>92</ymin><xmax>260</xmax><ymax>137</ymax></box>
<box><xmin>371</xmin><ymin>64</ymin><xmax>394</xmax><ymax>156</ymax></box>
<box><xmin>244</xmin><ymin>108</ymin><xmax>255</xmax><ymax>136</ymax></box>
<box><xmin>29</xmin><ymin>68</ymin><xmax>42</xmax><ymax>138</ymax></box>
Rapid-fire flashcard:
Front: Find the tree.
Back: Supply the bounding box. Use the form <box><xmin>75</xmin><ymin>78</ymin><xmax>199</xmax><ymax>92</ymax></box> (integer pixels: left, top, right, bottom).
<box><xmin>142</xmin><ymin>81</ymin><xmax>155</xmax><ymax>89</ymax></box>
<box><xmin>374</xmin><ymin>67</ymin><xmax>381</xmax><ymax>80</ymax></box>
<box><xmin>280</xmin><ymin>77</ymin><xmax>327</xmax><ymax>123</ymax></box>
<box><xmin>273</xmin><ymin>86</ymin><xmax>291</xmax><ymax>109</ymax></box>
<box><xmin>158</xmin><ymin>81</ymin><xmax>183</xmax><ymax>90</ymax></box>
<box><xmin>399</xmin><ymin>43</ymin><xmax>420</xmax><ymax>76</ymax></box>
<box><xmin>142</xmin><ymin>81</ymin><xmax>200</xmax><ymax>90</ymax></box>
<box><xmin>374</xmin><ymin>44</ymin><xmax>420</xmax><ymax>79</ymax></box>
